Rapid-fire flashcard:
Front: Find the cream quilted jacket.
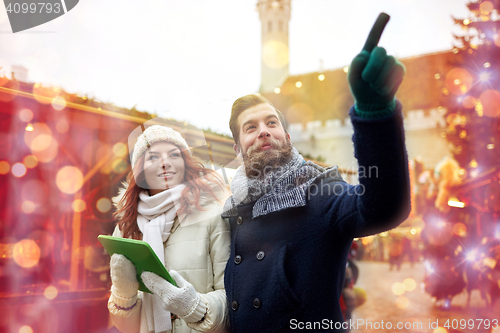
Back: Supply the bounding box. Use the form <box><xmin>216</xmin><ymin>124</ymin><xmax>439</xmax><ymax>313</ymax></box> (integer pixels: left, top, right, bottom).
<box><xmin>108</xmin><ymin>184</ymin><xmax>230</xmax><ymax>333</ymax></box>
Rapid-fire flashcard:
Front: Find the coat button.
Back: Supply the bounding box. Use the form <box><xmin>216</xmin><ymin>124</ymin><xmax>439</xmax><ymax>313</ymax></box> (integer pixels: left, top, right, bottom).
<box><xmin>234</xmin><ymin>255</ymin><xmax>242</xmax><ymax>264</ymax></box>
<box><xmin>252</xmin><ymin>298</ymin><xmax>261</xmax><ymax>308</ymax></box>
<box><xmin>256</xmin><ymin>251</ymin><xmax>265</xmax><ymax>260</ymax></box>
<box><xmin>231</xmin><ymin>300</ymin><xmax>239</xmax><ymax>310</ymax></box>
<box><xmin>237</xmin><ymin>216</ymin><xmax>243</xmax><ymax>225</ymax></box>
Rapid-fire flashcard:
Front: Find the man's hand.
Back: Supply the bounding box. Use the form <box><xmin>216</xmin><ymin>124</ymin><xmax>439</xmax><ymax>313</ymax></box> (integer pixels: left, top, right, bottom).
<box><xmin>348</xmin><ymin>13</ymin><xmax>405</xmax><ymax>109</ymax></box>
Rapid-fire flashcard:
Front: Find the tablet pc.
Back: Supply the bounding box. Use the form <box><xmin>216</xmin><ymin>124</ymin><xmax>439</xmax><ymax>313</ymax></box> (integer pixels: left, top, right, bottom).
<box><xmin>98</xmin><ymin>235</ymin><xmax>177</xmax><ymax>293</ymax></box>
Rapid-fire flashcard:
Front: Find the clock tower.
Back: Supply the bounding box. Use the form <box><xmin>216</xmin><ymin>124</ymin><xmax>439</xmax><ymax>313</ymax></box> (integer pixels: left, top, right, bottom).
<box><xmin>257</xmin><ymin>0</ymin><xmax>291</xmax><ymax>93</ymax></box>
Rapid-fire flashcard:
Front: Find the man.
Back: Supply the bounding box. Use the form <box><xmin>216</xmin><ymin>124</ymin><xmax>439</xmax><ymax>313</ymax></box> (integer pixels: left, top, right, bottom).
<box><xmin>222</xmin><ymin>14</ymin><xmax>411</xmax><ymax>332</ymax></box>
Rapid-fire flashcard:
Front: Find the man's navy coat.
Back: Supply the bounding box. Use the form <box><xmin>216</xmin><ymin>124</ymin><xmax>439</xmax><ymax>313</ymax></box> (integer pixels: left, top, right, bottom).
<box><xmin>223</xmin><ymin>103</ymin><xmax>411</xmax><ymax>333</ymax></box>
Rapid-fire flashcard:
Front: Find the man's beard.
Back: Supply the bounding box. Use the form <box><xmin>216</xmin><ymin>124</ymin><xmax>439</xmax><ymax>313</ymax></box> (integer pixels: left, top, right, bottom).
<box><xmin>242</xmin><ymin>137</ymin><xmax>293</xmax><ymax>179</ymax></box>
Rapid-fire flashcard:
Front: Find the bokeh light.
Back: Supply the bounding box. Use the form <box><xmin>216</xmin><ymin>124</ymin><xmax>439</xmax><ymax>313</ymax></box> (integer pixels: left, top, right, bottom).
<box><xmin>33</xmin><ymin>84</ymin><xmax>60</xmax><ymax>104</ymax></box>
<box><xmin>428</xmin><ymin>222</ymin><xmax>453</xmax><ymax>246</ymax></box>
<box><xmin>96</xmin><ymin>198</ymin><xmax>112</xmax><ymax>213</ymax></box>
<box><xmin>446</xmin><ymin>68</ymin><xmax>472</xmax><ymax>95</ymax></box>
<box><xmin>392</xmin><ymin>282</ymin><xmax>405</xmax><ymax>295</ymax></box>
<box><xmin>56</xmin><ymin>119</ymin><xmax>69</xmax><ymax>133</ymax></box>
<box><xmin>463</xmin><ymin>95</ymin><xmax>477</xmax><ymax>108</ymax></box>
<box><xmin>479</xmin><ymin>71</ymin><xmax>490</xmax><ymax>82</ymax></box>
<box><xmin>112</xmin><ymin>159</ymin><xmax>128</xmax><ymax>174</ymax></box>
<box><xmin>44</xmin><ymin>286</ymin><xmax>58</xmax><ymax>300</ymax></box>
<box><xmin>446</xmin><ymin>113</ymin><xmax>460</xmax><ymax>127</ymax></box>
<box><xmin>23</xmin><ymin>155</ymin><xmax>38</xmax><ymax>169</ymax></box>
<box><xmin>18</xmin><ymin>108</ymin><xmax>33</xmax><ymax>122</ymax></box>
<box><xmin>479</xmin><ymin>1</ymin><xmax>493</xmax><ymax>15</ymax></box>
<box><xmin>72</xmin><ymin>199</ymin><xmax>86</xmax><ymax>213</ymax></box>
<box><xmin>262</xmin><ymin>40</ymin><xmax>289</xmax><ymax>69</ymax></box>
<box><xmin>453</xmin><ymin>222</ymin><xmax>467</xmax><ymax>237</ymax></box>
<box><xmin>51</xmin><ymin>96</ymin><xmax>66</xmax><ymax>110</ymax></box>
<box><xmin>30</xmin><ymin>133</ymin><xmax>52</xmax><ymax>152</ymax></box>
<box><xmin>475</xmin><ymin>101</ymin><xmax>484</xmax><ymax>116</ymax></box>
<box><xmin>73</xmin><ymin>246</ymin><xmax>86</xmax><ymax>261</ymax></box>
<box><xmin>113</xmin><ymin>142</ymin><xmax>128</xmax><ymax>157</ymax></box>
<box><xmin>433</xmin><ymin>327</ymin><xmax>448</xmax><ymax>333</ymax></box>
<box><xmin>403</xmin><ymin>278</ymin><xmax>416</xmax><ymax>291</ymax></box>
<box><xmin>343</xmin><ymin>66</ymin><xmax>349</xmax><ymax>73</ymax></box>
<box><xmin>13</xmin><ymin>239</ymin><xmax>40</xmax><ymax>268</ymax></box>
<box><xmin>295</xmin><ymin>81</ymin><xmax>302</xmax><ymax>88</ymax></box>
<box><xmin>479</xmin><ymin>90</ymin><xmax>500</xmax><ymax>117</ymax></box>
<box><xmin>21</xmin><ymin>201</ymin><xmax>36</xmax><ymax>214</ymax></box>
<box><xmin>19</xmin><ymin>326</ymin><xmax>33</xmax><ymax>333</ymax></box>
<box><xmin>32</xmin><ymin>138</ymin><xmax>58</xmax><ymax>163</ymax></box>
<box><xmin>495</xmin><ymin>34</ymin><xmax>500</xmax><ymax>47</ymax></box>
<box><xmin>0</xmin><ymin>161</ymin><xmax>10</xmax><ymax>174</ymax></box>
<box><xmin>274</xmin><ymin>87</ymin><xmax>281</xmax><ymax>94</ymax></box>
<box><xmin>12</xmin><ymin>163</ymin><xmax>27</xmax><ymax>178</ymax></box>
<box><xmin>100</xmin><ymin>160</ymin><xmax>113</xmax><ymax>175</ymax></box>
<box><xmin>318</xmin><ymin>74</ymin><xmax>325</xmax><ymax>81</ymax></box>
<box><xmin>395</xmin><ymin>296</ymin><xmax>409</xmax><ymax>309</ymax></box>
<box><xmin>56</xmin><ymin>166</ymin><xmax>84</xmax><ymax>194</ymax></box>
<box><xmin>23</xmin><ymin>122</ymin><xmax>59</xmax><ymax>162</ymax></box>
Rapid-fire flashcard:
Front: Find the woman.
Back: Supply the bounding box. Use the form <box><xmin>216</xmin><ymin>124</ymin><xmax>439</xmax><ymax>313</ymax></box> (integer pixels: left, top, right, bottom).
<box><xmin>107</xmin><ymin>125</ymin><xmax>230</xmax><ymax>333</ymax></box>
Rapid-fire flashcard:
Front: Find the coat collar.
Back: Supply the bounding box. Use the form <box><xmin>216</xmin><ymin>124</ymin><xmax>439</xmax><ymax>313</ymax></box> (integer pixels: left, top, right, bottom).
<box><xmin>178</xmin><ymin>202</ymin><xmax>222</xmax><ymax>228</ymax></box>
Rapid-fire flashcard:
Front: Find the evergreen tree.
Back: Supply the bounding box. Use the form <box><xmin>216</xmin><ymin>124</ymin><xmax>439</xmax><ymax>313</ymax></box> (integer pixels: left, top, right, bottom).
<box><xmin>443</xmin><ymin>0</ymin><xmax>500</xmax><ymax>178</ymax></box>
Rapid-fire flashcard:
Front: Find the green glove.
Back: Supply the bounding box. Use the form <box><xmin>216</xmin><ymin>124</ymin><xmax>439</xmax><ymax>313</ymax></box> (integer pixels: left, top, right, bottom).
<box><xmin>348</xmin><ymin>13</ymin><xmax>406</xmax><ymax>116</ymax></box>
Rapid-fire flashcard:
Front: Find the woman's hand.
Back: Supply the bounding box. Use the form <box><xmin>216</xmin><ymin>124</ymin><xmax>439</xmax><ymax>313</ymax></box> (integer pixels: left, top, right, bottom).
<box><xmin>110</xmin><ymin>253</ymin><xmax>139</xmax><ymax>305</ymax></box>
<box><xmin>141</xmin><ymin>270</ymin><xmax>207</xmax><ymax>322</ymax></box>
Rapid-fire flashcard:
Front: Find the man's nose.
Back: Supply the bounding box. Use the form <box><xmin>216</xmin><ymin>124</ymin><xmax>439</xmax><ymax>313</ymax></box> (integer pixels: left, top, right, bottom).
<box><xmin>258</xmin><ymin>126</ymin><xmax>271</xmax><ymax>138</ymax></box>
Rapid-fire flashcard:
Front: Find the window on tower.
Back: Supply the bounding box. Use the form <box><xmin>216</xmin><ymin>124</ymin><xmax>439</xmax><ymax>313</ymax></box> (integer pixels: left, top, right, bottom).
<box><xmin>268</xmin><ymin>21</ymin><xmax>272</xmax><ymax>33</ymax></box>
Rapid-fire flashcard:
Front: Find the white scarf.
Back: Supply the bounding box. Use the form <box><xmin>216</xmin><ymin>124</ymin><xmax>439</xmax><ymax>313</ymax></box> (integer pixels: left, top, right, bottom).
<box><xmin>137</xmin><ymin>184</ymin><xmax>186</xmax><ymax>333</ymax></box>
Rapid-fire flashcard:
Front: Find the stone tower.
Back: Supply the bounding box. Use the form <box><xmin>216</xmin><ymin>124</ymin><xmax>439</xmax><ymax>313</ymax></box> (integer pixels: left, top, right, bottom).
<box><xmin>257</xmin><ymin>0</ymin><xmax>291</xmax><ymax>93</ymax></box>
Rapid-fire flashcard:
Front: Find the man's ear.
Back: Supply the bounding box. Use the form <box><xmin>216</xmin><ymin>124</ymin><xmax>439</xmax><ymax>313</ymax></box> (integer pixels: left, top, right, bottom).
<box><xmin>233</xmin><ymin>144</ymin><xmax>241</xmax><ymax>157</ymax></box>
<box><xmin>286</xmin><ymin>132</ymin><xmax>291</xmax><ymax>142</ymax></box>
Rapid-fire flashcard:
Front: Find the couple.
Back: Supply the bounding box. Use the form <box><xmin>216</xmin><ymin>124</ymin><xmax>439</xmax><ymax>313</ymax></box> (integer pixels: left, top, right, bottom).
<box><xmin>107</xmin><ymin>15</ymin><xmax>411</xmax><ymax>333</ymax></box>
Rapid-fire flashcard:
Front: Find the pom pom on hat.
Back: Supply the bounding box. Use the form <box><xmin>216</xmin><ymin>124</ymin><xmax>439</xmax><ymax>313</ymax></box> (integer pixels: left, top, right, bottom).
<box><xmin>131</xmin><ymin>125</ymin><xmax>190</xmax><ymax>168</ymax></box>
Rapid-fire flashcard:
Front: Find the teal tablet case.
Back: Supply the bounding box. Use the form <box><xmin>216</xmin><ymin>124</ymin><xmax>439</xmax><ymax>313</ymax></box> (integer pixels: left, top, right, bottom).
<box><xmin>98</xmin><ymin>235</ymin><xmax>177</xmax><ymax>293</ymax></box>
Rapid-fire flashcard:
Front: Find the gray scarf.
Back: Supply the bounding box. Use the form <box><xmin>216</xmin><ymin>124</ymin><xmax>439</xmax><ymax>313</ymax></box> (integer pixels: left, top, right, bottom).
<box><xmin>223</xmin><ymin>147</ymin><xmax>344</xmax><ymax>219</ymax></box>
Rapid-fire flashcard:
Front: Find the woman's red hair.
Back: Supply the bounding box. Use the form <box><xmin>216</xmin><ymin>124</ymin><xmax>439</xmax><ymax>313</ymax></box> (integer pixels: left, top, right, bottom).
<box><xmin>114</xmin><ymin>148</ymin><xmax>227</xmax><ymax>240</ymax></box>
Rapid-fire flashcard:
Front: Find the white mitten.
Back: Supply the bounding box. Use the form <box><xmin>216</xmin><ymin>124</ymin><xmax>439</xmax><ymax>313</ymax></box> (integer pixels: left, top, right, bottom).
<box><xmin>141</xmin><ymin>270</ymin><xmax>207</xmax><ymax>322</ymax></box>
<box><xmin>110</xmin><ymin>253</ymin><xmax>139</xmax><ymax>308</ymax></box>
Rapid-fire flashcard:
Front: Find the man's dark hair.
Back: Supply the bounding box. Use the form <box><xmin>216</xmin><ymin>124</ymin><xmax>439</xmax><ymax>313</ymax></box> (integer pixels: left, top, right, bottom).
<box><xmin>229</xmin><ymin>94</ymin><xmax>288</xmax><ymax>144</ymax></box>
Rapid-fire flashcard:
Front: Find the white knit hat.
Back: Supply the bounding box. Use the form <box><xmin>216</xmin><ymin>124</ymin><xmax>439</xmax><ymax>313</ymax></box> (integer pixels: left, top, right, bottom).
<box><xmin>131</xmin><ymin>125</ymin><xmax>191</xmax><ymax>168</ymax></box>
